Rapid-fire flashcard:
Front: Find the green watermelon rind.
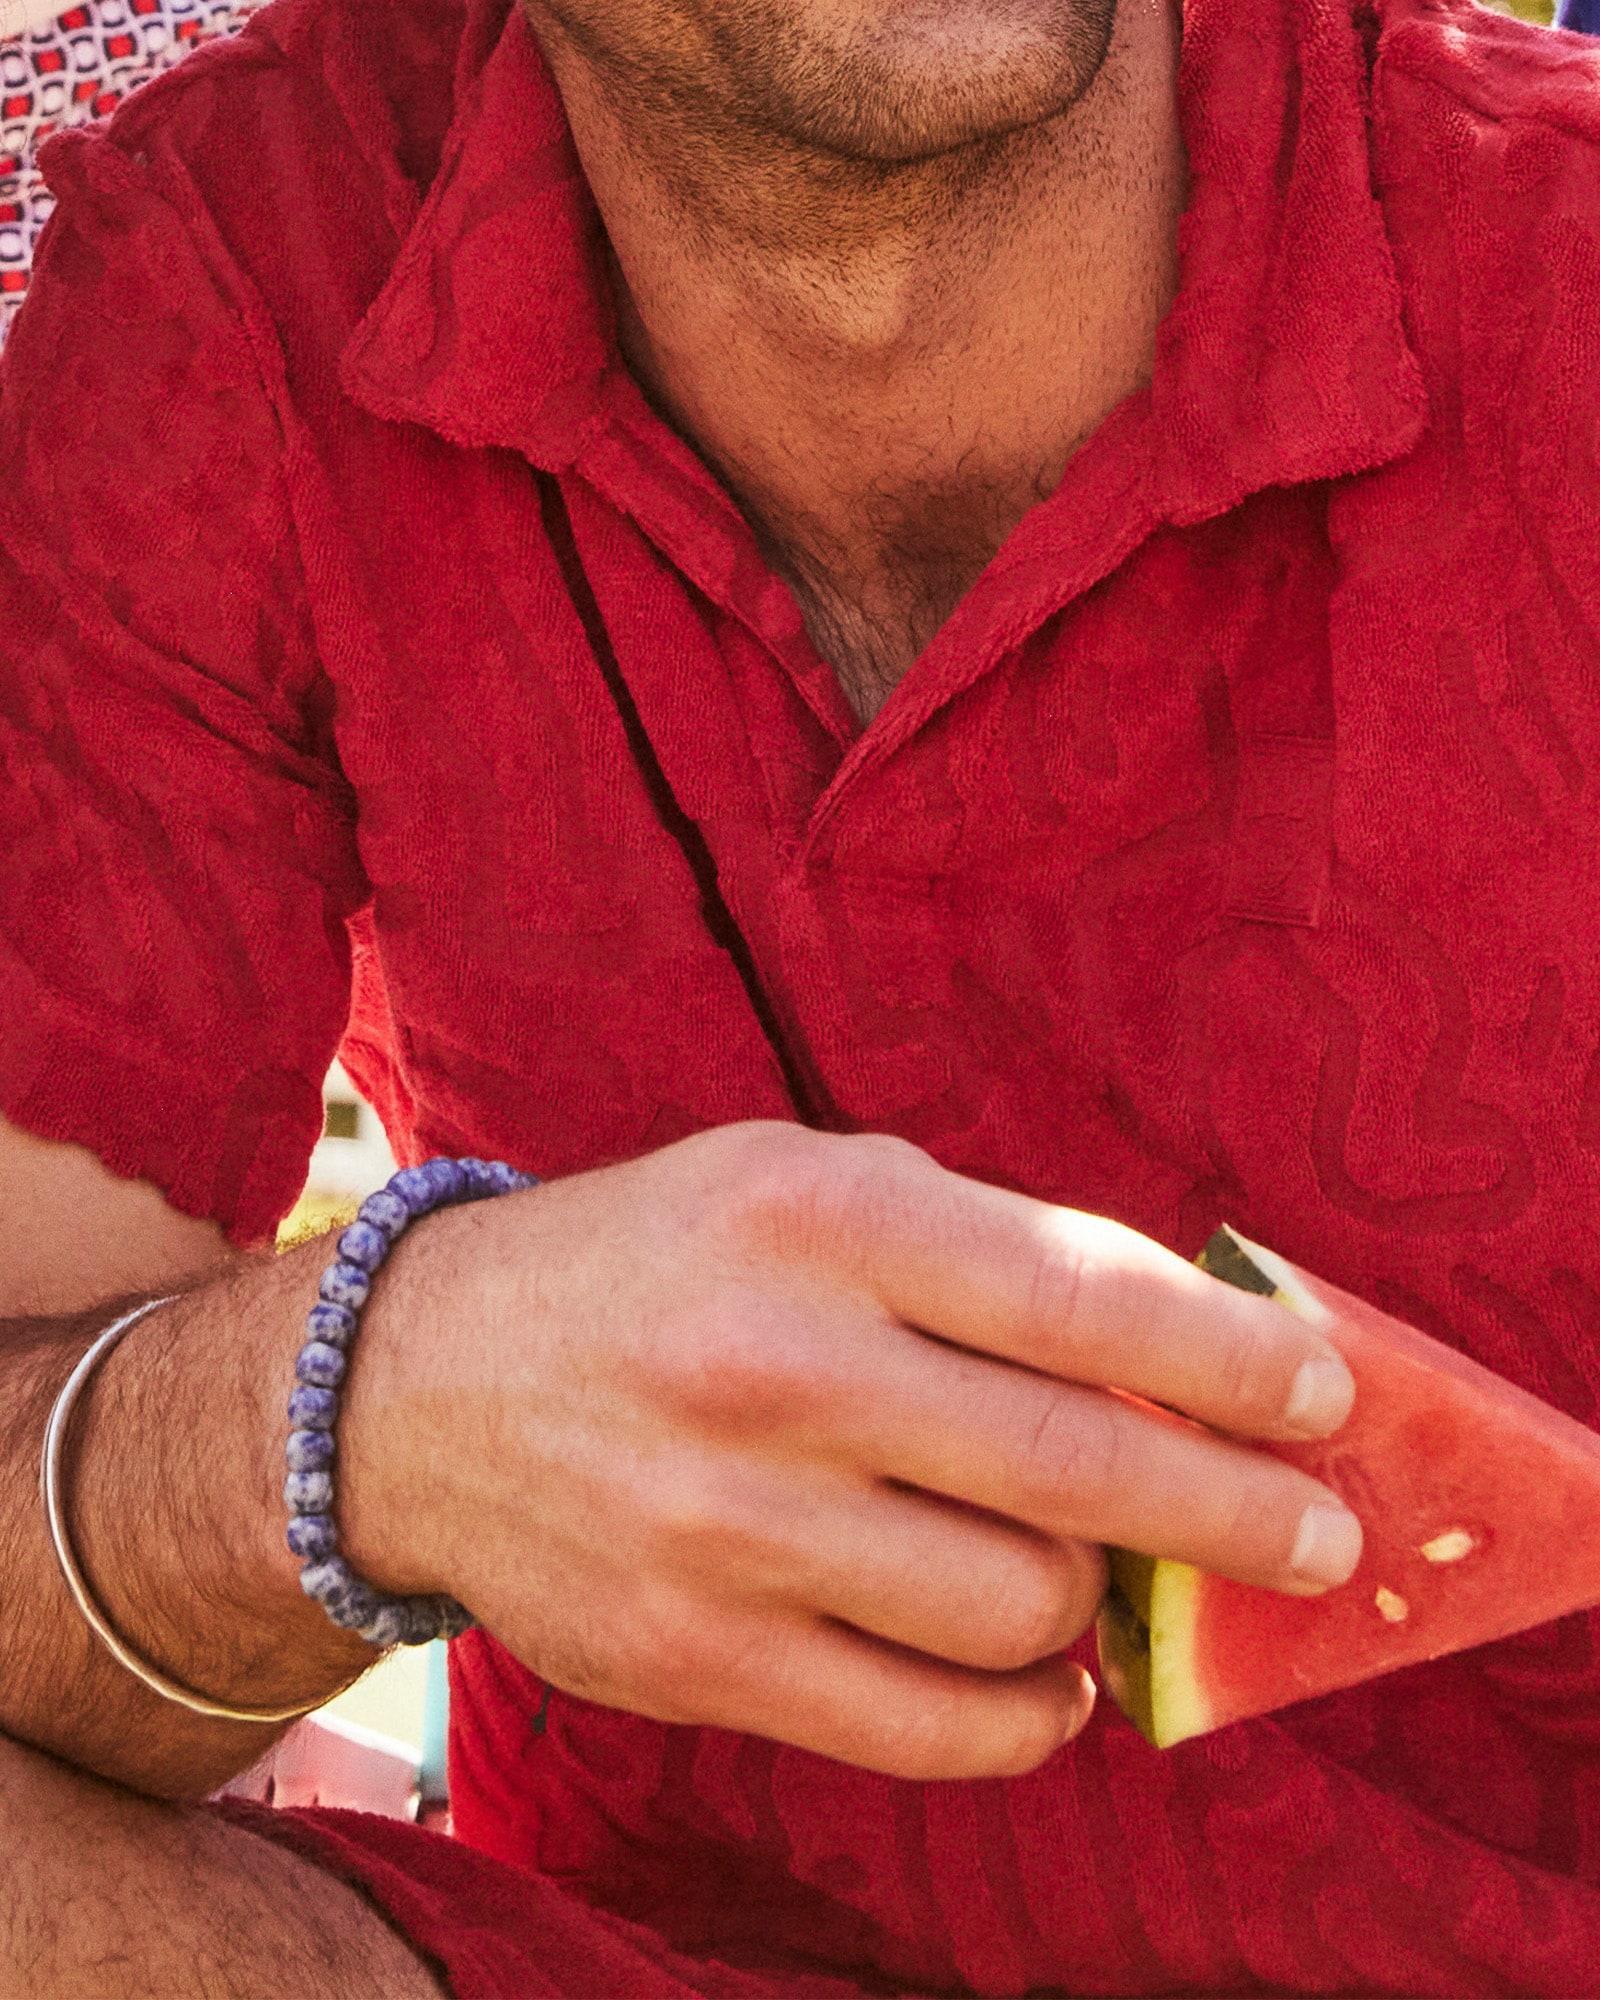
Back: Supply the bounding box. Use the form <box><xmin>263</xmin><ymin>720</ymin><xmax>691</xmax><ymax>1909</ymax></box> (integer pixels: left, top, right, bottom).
<box><xmin>1095</xmin><ymin>1226</ymin><xmax>1322</xmax><ymax>1750</ymax></box>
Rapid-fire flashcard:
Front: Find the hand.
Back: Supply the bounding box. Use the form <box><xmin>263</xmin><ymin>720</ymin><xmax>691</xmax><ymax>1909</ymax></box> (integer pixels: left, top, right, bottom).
<box><xmin>344</xmin><ymin>1124</ymin><xmax>1361</xmax><ymax>1783</ymax></box>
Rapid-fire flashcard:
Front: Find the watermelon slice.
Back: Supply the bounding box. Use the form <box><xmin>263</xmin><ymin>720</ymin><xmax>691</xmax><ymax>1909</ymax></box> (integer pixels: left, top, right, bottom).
<box><xmin>1096</xmin><ymin>1226</ymin><xmax>1600</xmax><ymax>1749</ymax></box>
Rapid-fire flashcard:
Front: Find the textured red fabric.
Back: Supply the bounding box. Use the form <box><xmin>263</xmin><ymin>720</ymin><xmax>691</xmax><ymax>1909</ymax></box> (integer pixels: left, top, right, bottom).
<box><xmin>210</xmin><ymin>1795</ymin><xmax>902</xmax><ymax>1999</ymax></box>
<box><xmin>6</xmin><ymin>0</ymin><xmax>1600</xmax><ymax>1990</ymax></box>
<box><xmin>0</xmin><ymin>1</ymin><xmax>266</xmax><ymax>345</ymax></box>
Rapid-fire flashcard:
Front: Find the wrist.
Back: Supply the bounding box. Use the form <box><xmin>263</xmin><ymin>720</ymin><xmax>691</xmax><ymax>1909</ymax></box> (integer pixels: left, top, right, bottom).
<box><xmin>321</xmin><ymin>1172</ymin><xmax>529</xmax><ymax>1611</ymax></box>
<box><xmin>70</xmin><ymin>1273</ymin><xmax>372</xmax><ymax>1727</ymax></box>
<box><xmin>330</xmin><ymin>1200</ymin><xmax>459</xmax><ymax>1601</ymax></box>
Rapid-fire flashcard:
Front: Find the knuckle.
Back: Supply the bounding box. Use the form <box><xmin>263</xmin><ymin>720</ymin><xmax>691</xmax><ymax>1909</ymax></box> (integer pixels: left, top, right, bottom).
<box><xmin>873</xmin><ymin>1697</ymin><xmax>968</xmax><ymax>1783</ymax></box>
<box><xmin>723</xmin><ymin>1129</ymin><xmax>925</xmax><ymax>1269</ymax></box>
<box><xmin>640</xmin><ymin>1455</ymin><xmax>764</xmax><ymax>1581</ymax></box>
<box><xmin>1015</xmin><ymin>1388</ymin><xmax>1123</xmax><ymax>1520</ymax></box>
<box><xmin>986</xmin><ymin>1571</ymin><xmax>1078</xmax><ymax>1671</ymax></box>
<box><xmin>641</xmin><ymin>1456</ymin><xmax>789</xmax><ymax>1590</ymax></box>
<box><xmin>1002</xmin><ymin>1545</ymin><xmax>1104</xmax><ymax>1667</ymax></box>
<box><xmin>1206</xmin><ymin>1488</ymin><xmax>1277</xmax><ymax>1588</ymax></box>
<box><xmin>718</xmin><ymin>1128</ymin><xmax>842</xmax><ymax>1252</ymax></box>
<box><xmin>845</xmin><ymin>1131</ymin><xmax>928</xmax><ymax>1166</ymax></box>
<box><xmin>654</xmin><ymin>1302</ymin><xmax>815</xmax><ymax>1432</ymax></box>
<box><xmin>876</xmin><ymin>1684</ymin><xmax>1070</xmax><ymax>1783</ymax></box>
<box><xmin>1211</xmin><ymin>1317</ymin><xmax>1284</xmax><ymax>1428</ymax></box>
<box><xmin>706</xmin><ymin>1119</ymin><xmax>818</xmax><ymax>1164</ymax></box>
<box><xmin>640</xmin><ymin>1454</ymin><xmax>724</xmax><ymax>1554</ymax></box>
<box><xmin>1205</xmin><ymin>1457</ymin><xmax>1308</xmax><ymax>1586</ymax></box>
<box><xmin>1021</xmin><ymin>1224</ymin><xmax>1088</xmax><ymax>1343</ymax></box>
<box><xmin>713</xmin><ymin>1123</ymin><xmax>828</xmax><ymax>1223</ymax></box>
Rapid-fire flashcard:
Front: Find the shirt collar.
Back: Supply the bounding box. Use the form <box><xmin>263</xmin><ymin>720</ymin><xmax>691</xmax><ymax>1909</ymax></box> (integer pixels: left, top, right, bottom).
<box><xmin>340</xmin><ymin>0</ymin><xmax>1427</xmax><ymax>503</ymax></box>
<box><xmin>340</xmin><ymin>0</ymin><xmax>619</xmax><ymax>470</ymax></box>
<box><xmin>1149</xmin><ymin>0</ymin><xmax>1427</xmax><ymax>519</ymax></box>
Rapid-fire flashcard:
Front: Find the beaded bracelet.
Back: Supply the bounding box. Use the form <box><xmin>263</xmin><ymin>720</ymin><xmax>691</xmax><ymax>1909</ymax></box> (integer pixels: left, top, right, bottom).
<box><xmin>287</xmin><ymin>1157</ymin><xmax>539</xmax><ymax>1650</ymax></box>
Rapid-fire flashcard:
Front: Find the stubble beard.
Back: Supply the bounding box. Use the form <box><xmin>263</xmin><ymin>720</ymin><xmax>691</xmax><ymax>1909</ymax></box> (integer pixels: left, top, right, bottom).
<box><xmin>527</xmin><ymin>0</ymin><xmax>1121</xmax><ymax>168</ymax></box>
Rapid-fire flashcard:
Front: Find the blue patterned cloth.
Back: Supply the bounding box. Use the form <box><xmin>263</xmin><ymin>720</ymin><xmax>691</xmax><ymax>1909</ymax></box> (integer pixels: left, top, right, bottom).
<box><xmin>1559</xmin><ymin>0</ymin><xmax>1600</xmax><ymax>32</ymax></box>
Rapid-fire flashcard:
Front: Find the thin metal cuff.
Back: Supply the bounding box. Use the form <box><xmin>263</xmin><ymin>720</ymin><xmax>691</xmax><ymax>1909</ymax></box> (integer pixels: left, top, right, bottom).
<box><xmin>41</xmin><ymin>1297</ymin><xmax>322</xmax><ymax>1727</ymax></box>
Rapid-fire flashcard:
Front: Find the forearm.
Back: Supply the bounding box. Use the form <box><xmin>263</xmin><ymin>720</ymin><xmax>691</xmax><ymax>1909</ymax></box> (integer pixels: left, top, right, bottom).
<box><xmin>1</xmin><ymin>1240</ymin><xmax>391</xmax><ymax>1801</ymax></box>
<box><xmin>0</xmin><ymin>1730</ymin><xmax>441</xmax><ymax>1999</ymax></box>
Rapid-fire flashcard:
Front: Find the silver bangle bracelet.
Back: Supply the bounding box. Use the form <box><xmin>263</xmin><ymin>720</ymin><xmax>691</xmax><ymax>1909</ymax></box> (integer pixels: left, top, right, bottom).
<box><xmin>41</xmin><ymin>1297</ymin><xmax>321</xmax><ymax>1727</ymax></box>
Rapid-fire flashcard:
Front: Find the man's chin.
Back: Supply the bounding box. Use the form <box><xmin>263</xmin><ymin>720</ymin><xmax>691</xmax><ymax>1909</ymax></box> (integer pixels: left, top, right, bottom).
<box><xmin>756</xmin><ymin>10</ymin><xmax>1119</xmax><ymax>168</ymax></box>
<box><xmin>770</xmin><ymin>92</ymin><xmax>1086</xmax><ymax>170</ymax></box>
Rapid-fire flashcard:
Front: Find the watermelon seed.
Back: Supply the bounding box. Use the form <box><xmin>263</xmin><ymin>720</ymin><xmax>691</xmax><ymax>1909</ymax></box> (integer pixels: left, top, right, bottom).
<box><xmin>1418</xmin><ymin>1528</ymin><xmax>1476</xmax><ymax>1564</ymax></box>
<box><xmin>1374</xmin><ymin>1587</ymin><xmax>1410</xmax><ymax>1623</ymax></box>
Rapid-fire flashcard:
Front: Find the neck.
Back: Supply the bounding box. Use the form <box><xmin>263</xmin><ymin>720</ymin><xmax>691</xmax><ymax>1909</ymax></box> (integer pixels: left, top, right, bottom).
<box><xmin>524</xmin><ymin>0</ymin><xmax>1188</xmax><ymax>718</ymax></box>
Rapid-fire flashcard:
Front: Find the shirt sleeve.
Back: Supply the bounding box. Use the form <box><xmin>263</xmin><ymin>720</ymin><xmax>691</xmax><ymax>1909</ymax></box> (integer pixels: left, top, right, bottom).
<box><xmin>0</xmin><ymin>124</ymin><xmax>365</xmax><ymax>1248</ymax></box>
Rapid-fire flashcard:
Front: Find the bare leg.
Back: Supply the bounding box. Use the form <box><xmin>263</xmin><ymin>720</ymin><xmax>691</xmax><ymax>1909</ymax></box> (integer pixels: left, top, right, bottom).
<box><xmin>0</xmin><ymin>1732</ymin><xmax>443</xmax><ymax>1999</ymax></box>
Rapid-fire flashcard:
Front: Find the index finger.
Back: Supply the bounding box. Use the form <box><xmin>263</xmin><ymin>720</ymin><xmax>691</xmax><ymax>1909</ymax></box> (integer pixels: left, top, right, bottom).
<box><xmin>815</xmin><ymin>1146</ymin><xmax>1354</xmax><ymax>1445</ymax></box>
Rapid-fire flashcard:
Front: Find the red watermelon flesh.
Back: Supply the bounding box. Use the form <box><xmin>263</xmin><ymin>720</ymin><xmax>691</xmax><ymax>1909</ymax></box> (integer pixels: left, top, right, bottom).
<box><xmin>1096</xmin><ymin>1226</ymin><xmax>1600</xmax><ymax>1749</ymax></box>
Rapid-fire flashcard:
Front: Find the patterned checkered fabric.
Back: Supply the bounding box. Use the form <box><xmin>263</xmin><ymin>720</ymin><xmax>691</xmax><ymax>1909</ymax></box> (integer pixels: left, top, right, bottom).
<box><xmin>0</xmin><ymin>0</ymin><xmax>260</xmax><ymax>343</ymax></box>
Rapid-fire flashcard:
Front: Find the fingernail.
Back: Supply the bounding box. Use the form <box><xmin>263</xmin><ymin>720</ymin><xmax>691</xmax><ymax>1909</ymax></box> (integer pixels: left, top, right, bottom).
<box><xmin>1283</xmin><ymin>1355</ymin><xmax>1356</xmax><ymax>1437</ymax></box>
<box><xmin>1290</xmin><ymin>1501</ymin><xmax>1364</xmax><ymax>1591</ymax></box>
<box><xmin>1064</xmin><ymin>1664</ymin><xmax>1098</xmax><ymax>1738</ymax></box>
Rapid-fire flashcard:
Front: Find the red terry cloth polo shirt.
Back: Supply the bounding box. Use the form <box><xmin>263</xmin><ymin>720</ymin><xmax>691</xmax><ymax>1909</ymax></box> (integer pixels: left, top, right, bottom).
<box><xmin>6</xmin><ymin>0</ymin><xmax>1600</xmax><ymax>1990</ymax></box>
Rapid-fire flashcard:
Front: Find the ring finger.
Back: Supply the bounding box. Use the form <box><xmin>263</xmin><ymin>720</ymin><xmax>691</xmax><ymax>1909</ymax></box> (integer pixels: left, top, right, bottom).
<box><xmin>687</xmin><ymin>1463</ymin><xmax>1108</xmax><ymax>1674</ymax></box>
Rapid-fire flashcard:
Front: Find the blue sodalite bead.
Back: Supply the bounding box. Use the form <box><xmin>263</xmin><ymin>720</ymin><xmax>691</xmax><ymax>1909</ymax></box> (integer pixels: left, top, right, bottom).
<box><xmin>355</xmin><ymin>1602</ymin><xmax>415</xmax><ymax>1650</ymax></box>
<box><xmin>286</xmin><ymin>1428</ymin><xmax>335</xmax><ymax>1473</ymax></box>
<box><xmin>322</xmin><ymin>1579</ymin><xmax>379</xmax><ymax>1631</ymax></box>
<box><xmin>336</xmin><ymin>1219</ymin><xmax>389</xmax><ymax>1273</ymax></box>
<box><xmin>318</xmin><ymin>1261</ymin><xmax>371</xmax><ymax>1311</ymax></box>
<box><xmin>290</xmin><ymin>1159</ymin><xmax>522</xmax><ymax>1651</ymax></box>
<box><xmin>296</xmin><ymin>1341</ymin><xmax>347</xmax><ymax>1389</ymax></box>
<box><xmin>288</xmin><ymin>1384</ymin><xmax>338</xmax><ymax>1431</ymax></box>
<box><xmin>286</xmin><ymin>1513</ymin><xmax>338</xmax><ymax>1562</ymax></box>
<box><xmin>326</xmin><ymin>1579</ymin><xmax>381</xmax><ymax>1631</ymax></box>
<box><xmin>418</xmin><ymin>1157</ymin><xmax>468</xmax><ymax>1206</ymax></box>
<box><xmin>307</xmin><ymin>1301</ymin><xmax>356</xmax><ymax>1349</ymax></box>
<box><xmin>299</xmin><ymin>1556</ymin><xmax>353</xmax><ymax>1603</ymax></box>
<box><xmin>285</xmin><ymin>1469</ymin><xmax>334</xmax><ymax>1513</ymax></box>
<box><xmin>357</xmin><ymin>1187</ymin><xmax>409</xmax><ymax>1238</ymax></box>
<box><xmin>388</xmin><ymin>1165</ymin><xmax>436</xmax><ymax>1216</ymax></box>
